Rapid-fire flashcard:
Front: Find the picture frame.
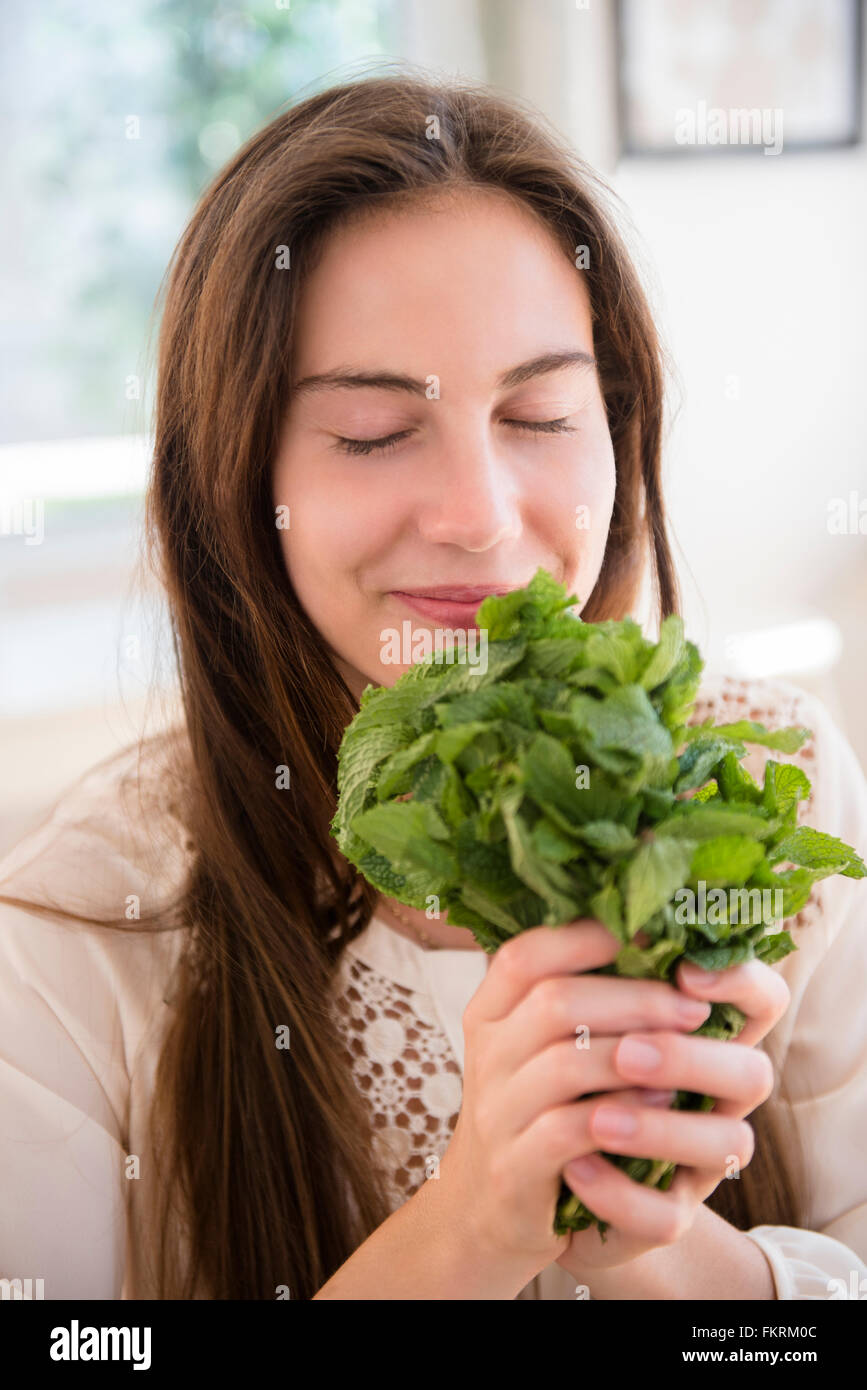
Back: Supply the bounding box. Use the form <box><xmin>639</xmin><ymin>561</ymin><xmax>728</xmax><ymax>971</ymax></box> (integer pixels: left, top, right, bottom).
<box><xmin>617</xmin><ymin>0</ymin><xmax>863</xmax><ymax>156</ymax></box>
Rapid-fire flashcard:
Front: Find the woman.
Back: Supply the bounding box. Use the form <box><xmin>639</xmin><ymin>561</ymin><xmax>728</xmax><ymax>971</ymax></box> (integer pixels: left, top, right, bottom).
<box><xmin>1</xmin><ymin>68</ymin><xmax>865</xmax><ymax>1301</ymax></box>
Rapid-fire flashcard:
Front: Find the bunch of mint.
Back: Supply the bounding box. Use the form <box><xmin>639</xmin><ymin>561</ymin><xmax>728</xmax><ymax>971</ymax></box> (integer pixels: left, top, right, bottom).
<box><xmin>330</xmin><ymin>568</ymin><xmax>865</xmax><ymax>1236</ymax></box>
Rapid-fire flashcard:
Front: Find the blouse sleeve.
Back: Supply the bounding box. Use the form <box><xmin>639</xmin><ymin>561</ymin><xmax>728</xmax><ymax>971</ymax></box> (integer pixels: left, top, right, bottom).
<box><xmin>741</xmin><ymin>688</ymin><xmax>867</xmax><ymax>1300</ymax></box>
<box><xmin>0</xmin><ymin>752</ymin><xmax>188</xmax><ymax>1299</ymax></box>
<box><xmin>0</xmin><ymin>901</ymin><xmax>130</xmax><ymax>1298</ymax></box>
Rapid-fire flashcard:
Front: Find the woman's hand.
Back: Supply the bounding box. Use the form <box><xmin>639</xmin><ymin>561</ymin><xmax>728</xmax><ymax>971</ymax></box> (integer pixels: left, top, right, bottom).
<box><xmin>555</xmin><ymin>953</ymin><xmax>790</xmax><ymax>1279</ymax></box>
<box><xmin>435</xmin><ymin>918</ymin><xmax>719</xmax><ymax>1287</ymax></box>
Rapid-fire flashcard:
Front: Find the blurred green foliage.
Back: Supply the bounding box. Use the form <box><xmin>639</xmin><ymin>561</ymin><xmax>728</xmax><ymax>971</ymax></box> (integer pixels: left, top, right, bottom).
<box><xmin>3</xmin><ymin>0</ymin><xmax>395</xmax><ymax>445</ymax></box>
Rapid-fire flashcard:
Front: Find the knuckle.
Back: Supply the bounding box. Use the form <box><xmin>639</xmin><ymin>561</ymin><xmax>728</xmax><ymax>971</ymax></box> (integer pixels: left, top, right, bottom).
<box><xmin>531</xmin><ymin>976</ymin><xmax>568</xmax><ymax>1026</ymax></box>
<box><xmin>535</xmin><ymin>1106</ymin><xmax>574</xmax><ymax>1160</ymax></box>
<box><xmin>493</xmin><ymin>939</ymin><xmax>525</xmax><ymax>987</ymax></box>
<box><xmin>539</xmin><ymin>1041</ymin><xmax>572</xmax><ymax>1090</ymax></box>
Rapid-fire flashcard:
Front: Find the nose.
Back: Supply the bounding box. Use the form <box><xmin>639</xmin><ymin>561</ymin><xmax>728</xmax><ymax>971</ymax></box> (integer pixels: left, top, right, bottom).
<box><xmin>416</xmin><ymin>427</ymin><xmax>523</xmax><ymax>552</ymax></box>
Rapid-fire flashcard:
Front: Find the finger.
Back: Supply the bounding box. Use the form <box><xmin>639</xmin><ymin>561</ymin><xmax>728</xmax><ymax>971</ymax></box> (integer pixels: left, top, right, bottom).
<box><xmin>660</xmin><ymin>1161</ymin><xmax>739</xmax><ymax>1214</ymax></box>
<box><xmin>675</xmin><ymin>1162</ymin><xmax>740</xmax><ymax>1205</ymax></box>
<box><xmin>561</xmin><ymin>1151</ymin><xmax>697</xmax><ymax>1246</ymax></box>
<box><xmin>492</xmin><ymin>974</ymin><xmax>712</xmax><ymax>1071</ymax></box>
<box><xmin>616</xmin><ymin>1087</ymin><xmax>678</xmax><ymax>1108</ymax></box>
<box><xmin>469</xmin><ymin>920</ymin><xmax>621</xmax><ymax>1024</ymax></box>
<box><xmin>675</xmin><ymin>958</ymin><xmax>791</xmax><ymax>1047</ymax></box>
<box><xmin>611</xmin><ymin>1030</ymin><xmax>775</xmax><ymax>1112</ymax></box>
<box><xmin>584</xmin><ymin>1096</ymin><xmax>755</xmax><ymax>1171</ymax></box>
<box><xmin>506</xmin><ymin>1037</ymin><xmax>684</xmax><ymax>1134</ymax></box>
<box><xmin>514</xmin><ymin>1093</ymin><xmax>698</xmax><ymax>1203</ymax></box>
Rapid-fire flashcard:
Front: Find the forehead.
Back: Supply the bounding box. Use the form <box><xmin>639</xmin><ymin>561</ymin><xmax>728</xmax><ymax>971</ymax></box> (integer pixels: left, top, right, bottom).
<box><xmin>293</xmin><ymin>187</ymin><xmax>593</xmax><ymax>369</ymax></box>
<box><xmin>312</xmin><ymin>184</ymin><xmax>576</xmax><ymax>278</ymax></box>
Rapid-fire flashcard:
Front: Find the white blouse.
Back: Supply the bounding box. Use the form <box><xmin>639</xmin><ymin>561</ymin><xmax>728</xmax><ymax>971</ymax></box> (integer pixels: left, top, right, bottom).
<box><xmin>0</xmin><ymin>672</ymin><xmax>866</xmax><ymax>1300</ymax></box>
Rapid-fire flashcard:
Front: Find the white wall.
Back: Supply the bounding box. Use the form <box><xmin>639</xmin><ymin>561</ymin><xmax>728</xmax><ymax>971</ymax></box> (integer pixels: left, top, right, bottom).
<box><xmin>612</xmin><ymin>94</ymin><xmax>867</xmax><ymax>767</ymax></box>
<box><xmin>396</xmin><ymin>0</ymin><xmax>867</xmax><ymax>767</ymax></box>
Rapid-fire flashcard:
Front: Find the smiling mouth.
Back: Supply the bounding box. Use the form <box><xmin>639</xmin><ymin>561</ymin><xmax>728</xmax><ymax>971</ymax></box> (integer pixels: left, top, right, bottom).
<box><xmin>389</xmin><ymin>591</ymin><xmax>505</xmax><ymax>626</ymax></box>
<box><xmin>392</xmin><ymin>583</ymin><xmax>525</xmax><ymax>602</ymax></box>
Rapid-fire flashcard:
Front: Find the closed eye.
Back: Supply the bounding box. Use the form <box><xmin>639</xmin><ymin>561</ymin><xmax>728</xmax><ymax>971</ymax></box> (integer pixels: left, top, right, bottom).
<box><xmin>504</xmin><ymin>417</ymin><xmax>577</xmax><ymax>436</ymax></box>
<box><xmin>333</xmin><ymin>418</ymin><xmax>577</xmax><ymax>456</ymax></box>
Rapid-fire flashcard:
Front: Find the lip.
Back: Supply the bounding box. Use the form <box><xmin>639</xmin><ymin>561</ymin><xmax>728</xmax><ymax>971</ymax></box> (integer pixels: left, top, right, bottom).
<box><xmin>389</xmin><ymin>583</ymin><xmax>524</xmax><ymax>628</ymax></box>
<box><xmin>394</xmin><ymin>583</ymin><xmax>523</xmax><ymax>601</ymax></box>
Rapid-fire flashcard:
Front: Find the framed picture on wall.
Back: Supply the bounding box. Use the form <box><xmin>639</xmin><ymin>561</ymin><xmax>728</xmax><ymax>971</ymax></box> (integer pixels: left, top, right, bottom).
<box><xmin>617</xmin><ymin>0</ymin><xmax>862</xmax><ymax>155</ymax></box>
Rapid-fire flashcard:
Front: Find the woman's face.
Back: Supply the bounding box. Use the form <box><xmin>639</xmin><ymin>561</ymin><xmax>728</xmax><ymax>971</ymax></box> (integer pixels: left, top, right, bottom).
<box><xmin>272</xmin><ymin>187</ymin><xmax>616</xmax><ymax>702</ymax></box>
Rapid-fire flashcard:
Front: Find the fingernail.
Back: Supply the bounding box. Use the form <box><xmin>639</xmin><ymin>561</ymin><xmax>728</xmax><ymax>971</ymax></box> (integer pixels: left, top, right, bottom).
<box><xmin>617</xmin><ymin>1036</ymin><xmax>662</xmax><ymax>1073</ymax></box>
<box><xmin>567</xmin><ymin>1154</ymin><xmax>602</xmax><ymax>1182</ymax></box>
<box><xmin>684</xmin><ymin>964</ymin><xmax>721</xmax><ymax>986</ymax></box>
<box><xmin>677</xmin><ymin>996</ymin><xmax>712</xmax><ymax>1025</ymax></box>
<box><xmin>642</xmin><ymin>1088</ymin><xmax>675</xmax><ymax>1106</ymax></box>
<box><xmin>593</xmin><ymin>1104</ymin><xmax>639</xmax><ymax>1137</ymax></box>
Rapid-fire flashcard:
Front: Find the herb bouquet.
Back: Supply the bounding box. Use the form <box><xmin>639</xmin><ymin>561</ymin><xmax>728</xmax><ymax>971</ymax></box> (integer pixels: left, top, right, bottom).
<box><xmin>330</xmin><ymin>568</ymin><xmax>865</xmax><ymax>1236</ymax></box>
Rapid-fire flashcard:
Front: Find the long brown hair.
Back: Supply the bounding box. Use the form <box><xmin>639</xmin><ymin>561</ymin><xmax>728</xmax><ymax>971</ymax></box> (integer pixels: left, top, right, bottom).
<box><xmin>0</xmin><ymin>66</ymin><xmax>805</xmax><ymax>1298</ymax></box>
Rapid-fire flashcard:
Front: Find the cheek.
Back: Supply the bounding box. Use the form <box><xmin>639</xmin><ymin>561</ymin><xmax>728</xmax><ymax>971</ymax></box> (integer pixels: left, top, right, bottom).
<box><xmin>579</xmin><ymin>443</ymin><xmax>617</xmax><ymax>563</ymax></box>
<box><xmin>528</xmin><ymin>426</ymin><xmax>615</xmax><ymax>543</ymax></box>
<box><xmin>571</xmin><ymin>450</ymin><xmax>615</xmax><ymax>517</ymax></box>
<box><xmin>273</xmin><ymin>457</ymin><xmax>394</xmax><ymax>588</ymax></box>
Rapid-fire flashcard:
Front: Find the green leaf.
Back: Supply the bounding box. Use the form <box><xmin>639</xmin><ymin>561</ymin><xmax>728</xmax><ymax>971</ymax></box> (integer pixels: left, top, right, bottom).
<box><xmin>614</xmin><ymin>937</ymin><xmax>685</xmax><ymax>979</ymax></box>
<box><xmin>715</xmin><ymin>751</ymin><xmax>764</xmax><ymax>805</ymax></box>
<box><xmin>761</xmin><ymin>760</ymin><xmax>811</xmax><ymax>817</ymax></box>
<box><xmin>582</xmin><ymin>621</ymin><xmax>646</xmax><ymax>685</ymax></box>
<box><xmin>499</xmin><ymin>789</ymin><xmax>580</xmax><ymax>925</ymax></box>
<box><xmin>655</xmin><ymin>803</ymin><xmax>774</xmax><ymax>841</ymax></box>
<box><xmin>333</xmin><ymin>721</ymin><xmax>416</xmax><ymax>844</ymax></box>
<box><xmin>619</xmin><ymin>838</ymin><xmax>694</xmax><ymax>937</ymax></box>
<box><xmin>530</xmin><ymin>817</ymin><xmax>583</xmax><ymax>863</ymax></box>
<box><xmin>683</xmin><ymin>939</ymin><xmax>758</xmax><ymax>971</ymax></box>
<box><xmin>517</xmin><ymin>731</ymin><xmax>590</xmax><ymax>830</ymax></box>
<box><xmin>435</xmin><ymin>681</ymin><xmax>539</xmax><ymax>731</ymax></box>
<box><xmin>755</xmin><ymin>928</ymin><xmax>797</xmax><ymax>964</ymax></box>
<box><xmin>693</xmin><ymin>780</ymin><xmax>719</xmax><ymax>804</ymax></box>
<box><xmin>573</xmin><ymin>820</ymin><xmax>637</xmax><ymax>856</ymax></box>
<box><xmin>711</xmin><ymin>720</ymin><xmax>812</xmax><ymax>753</ymax></box>
<box><xmin>768</xmin><ymin>825</ymin><xmax>867</xmax><ymax>879</ymax></box>
<box><xmin>588</xmin><ymin>882</ymin><xmax>625</xmax><ymax>939</ymax></box>
<box><xmin>688</xmin><ymin>836</ymin><xmax>766</xmax><ymax>886</ymax></box>
<box><xmin>639</xmin><ymin>615</ymin><xmax>686</xmax><ymax>691</ymax></box>
<box><xmin>675</xmin><ymin>734</ymin><xmax>743</xmax><ymax>793</ymax></box>
<box><xmin>688</xmin><ymin>1001</ymin><xmax>747</xmax><ymax>1039</ymax></box>
<box><xmin>351</xmin><ymin>801</ymin><xmax>459</xmax><ymax>884</ymax></box>
<box><xmin>434</xmin><ymin>721</ymin><xmax>491</xmax><ymax>764</ymax></box>
<box><xmin>375</xmin><ymin>731</ymin><xmax>439</xmax><ymax>799</ymax></box>
<box><xmin>570</xmin><ymin>685</ymin><xmax>674</xmax><ymax>770</ymax></box>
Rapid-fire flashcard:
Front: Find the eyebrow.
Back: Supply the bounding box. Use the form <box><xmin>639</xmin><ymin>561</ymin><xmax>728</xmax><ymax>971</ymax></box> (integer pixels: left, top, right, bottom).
<box><xmin>290</xmin><ymin>349</ymin><xmax>597</xmax><ymax>399</ymax></box>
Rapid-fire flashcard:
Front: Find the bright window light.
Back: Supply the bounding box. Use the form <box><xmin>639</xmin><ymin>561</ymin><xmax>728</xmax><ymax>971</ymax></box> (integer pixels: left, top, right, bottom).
<box><xmin>0</xmin><ymin>436</ymin><xmax>152</xmax><ymax>504</ymax></box>
<box><xmin>725</xmin><ymin>619</ymin><xmax>843</xmax><ymax>678</ymax></box>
